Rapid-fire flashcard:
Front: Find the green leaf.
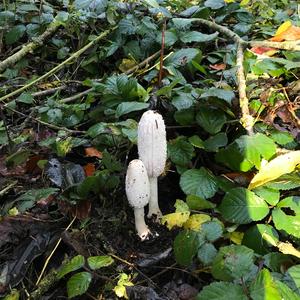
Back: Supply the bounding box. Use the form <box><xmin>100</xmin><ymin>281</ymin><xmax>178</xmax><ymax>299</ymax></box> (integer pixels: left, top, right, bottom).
<box><xmin>67</xmin><ymin>272</ymin><xmax>92</xmax><ymax>299</ymax></box>
<box><xmin>263</xmin><ymin>253</ymin><xmax>293</xmax><ymax>273</ymax></box>
<box><xmin>286</xmin><ymin>265</ymin><xmax>300</xmax><ymax>294</ymax></box>
<box><xmin>201</xmin><ymin>221</ymin><xmax>223</xmax><ymax>242</ymax></box>
<box><xmin>204</xmin><ymin>133</ymin><xmax>228</xmax><ymax>152</ymax></box>
<box><xmin>196</xmin><ymin>106</ymin><xmax>227</xmax><ymax>134</ymax></box>
<box><xmin>174</xmin><ymin>230</ymin><xmax>199</xmax><ymax>266</ymax></box>
<box><xmin>165</xmin><ymin>48</ymin><xmax>200</xmax><ymax>67</ymax></box>
<box><xmin>5</xmin><ymin>25</ymin><xmax>26</xmax><ymax>44</ymax></box>
<box><xmin>180</xmin><ymin>168</ymin><xmax>218</xmax><ymax>199</ymax></box>
<box><xmin>143</xmin><ymin>0</ymin><xmax>159</xmax><ymax>8</ymax></box>
<box><xmin>87</xmin><ymin>123</ymin><xmax>108</xmax><ymax>138</ymax></box>
<box><xmin>172</xmin><ymin>92</ymin><xmax>196</xmax><ymax>110</ymax></box>
<box><xmin>174</xmin><ymin>109</ymin><xmax>195</xmax><ymax>125</ymax></box>
<box><xmin>266</xmin><ymin>173</ymin><xmax>300</xmax><ymax>190</ymax></box>
<box><xmin>219</xmin><ymin>187</ymin><xmax>269</xmax><ymax>224</ymax></box>
<box><xmin>253</xmin><ymin>186</ymin><xmax>280</xmax><ymax>206</ymax></box>
<box><xmin>188</xmin><ymin>135</ymin><xmax>204</xmax><ymax>149</ymax></box>
<box><xmin>197</xmin><ymin>243</ymin><xmax>217</xmax><ymax>266</ymax></box>
<box><xmin>6</xmin><ymin>150</ymin><xmax>30</xmax><ymax>168</ymax></box>
<box><xmin>270</xmin><ymin>131</ymin><xmax>294</xmax><ymax>145</ymax></box>
<box><xmin>196</xmin><ymin>282</ymin><xmax>248</xmax><ymax>300</ymax></box>
<box><xmin>242</xmin><ymin>224</ymin><xmax>279</xmax><ymax>255</ymax></box>
<box><xmin>87</xmin><ymin>255</ymin><xmax>114</xmax><ymax>270</ymax></box>
<box><xmin>186</xmin><ymin>195</ymin><xmax>216</xmax><ymax>210</ymax></box>
<box><xmin>212</xmin><ymin>245</ymin><xmax>255</xmax><ymax>281</ymax></box>
<box><xmin>275</xmin><ymin>280</ymin><xmax>300</xmax><ymax>300</ymax></box>
<box><xmin>272</xmin><ymin>196</ymin><xmax>300</xmax><ymax>238</ymax></box>
<box><xmin>249</xmin><ymin>269</ymin><xmax>282</xmax><ymax>300</ymax></box>
<box><xmin>17</xmin><ymin>93</ymin><xmax>34</xmax><ymax>104</ymax></box>
<box><xmin>168</xmin><ymin>136</ymin><xmax>194</xmax><ymax>167</ymax></box>
<box><xmin>115</xmin><ymin>102</ymin><xmax>149</xmax><ymax>117</ymax></box>
<box><xmin>204</xmin><ymin>0</ymin><xmax>225</xmax><ymax>9</ymax></box>
<box><xmin>216</xmin><ymin>133</ymin><xmax>277</xmax><ymax>172</ymax></box>
<box><xmin>200</xmin><ymin>88</ymin><xmax>235</xmax><ymax>104</ymax></box>
<box><xmin>180</xmin><ymin>31</ymin><xmax>219</xmax><ymax>43</ymax></box>
<box><xmin>58</xmin><ymin>255</ymin><xmax>85</xmax><ymax>279</ymax></box>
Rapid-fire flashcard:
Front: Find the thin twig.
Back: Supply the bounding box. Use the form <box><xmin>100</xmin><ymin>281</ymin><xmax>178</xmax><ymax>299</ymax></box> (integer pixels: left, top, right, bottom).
<box><xmin>158</xmin><ymin>19</ymin><xmax>166</xmax><ymax>86</ymax></box>
<box><xmin>0</xmin><ymin>27</ymin><xmax>116</xmax><ymax>103</ymax></box>
<box><xmin>35</xmin><ymin>216</ymin><xmax>77</xmax><ymax>286</ymax></box>
<box><xmin>0</xmin><ymin>181</ymin><xmax>18</xmax><ymax>197</ymax></box>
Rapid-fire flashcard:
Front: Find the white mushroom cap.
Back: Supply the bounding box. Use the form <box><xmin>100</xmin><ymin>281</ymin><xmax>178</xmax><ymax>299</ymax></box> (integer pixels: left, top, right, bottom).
<box><xmin>125</xmin><ymin>159</ymin><xmax>150</xmax><ymax>208</ymax></box>
<box><xmin>138</xmin><ymin>110</ymin><xmax>167</xmax><ymax>178</ymax></box>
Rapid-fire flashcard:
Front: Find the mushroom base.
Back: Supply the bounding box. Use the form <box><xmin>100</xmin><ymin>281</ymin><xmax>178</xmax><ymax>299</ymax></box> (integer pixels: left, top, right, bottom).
<box><xmin>134</xmin><ymin>207</ymin><xmax>151</xmax><ymax>240</ymax></box>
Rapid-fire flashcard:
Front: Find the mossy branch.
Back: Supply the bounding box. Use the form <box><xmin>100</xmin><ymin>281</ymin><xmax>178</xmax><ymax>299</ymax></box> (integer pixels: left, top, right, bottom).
<box><xmin>0</xmin><ymin>23</ymin><xmax>60</xmax><ymax>73</ymax></box>
<box><xmin>0</xmin><ymin>27</ymin><xmax>116</xmax><ymax>103</ymax></box>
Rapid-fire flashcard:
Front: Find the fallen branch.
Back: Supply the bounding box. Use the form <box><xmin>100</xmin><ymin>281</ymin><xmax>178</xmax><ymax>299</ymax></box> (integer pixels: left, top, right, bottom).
<box><xmin>0</xmin><ymin>27</ymin><xmax>116</xmax><ymax>103</ymax></box>
<box><xmin>0</xmin><ymin>23</ymin><xmax>60</xmax><ymax>73</ymax></box>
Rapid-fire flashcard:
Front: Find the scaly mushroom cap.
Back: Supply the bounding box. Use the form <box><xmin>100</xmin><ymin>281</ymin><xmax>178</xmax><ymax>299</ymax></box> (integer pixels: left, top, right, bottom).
<box><xmin>125</xmin><ymin>159</ymin><xmax>150</xmax><ymax>208</ymax></box>
<box><xmin>138</xmin><ymin>110</ymin><xmax>167</xmax><ymax>178</ymax></box>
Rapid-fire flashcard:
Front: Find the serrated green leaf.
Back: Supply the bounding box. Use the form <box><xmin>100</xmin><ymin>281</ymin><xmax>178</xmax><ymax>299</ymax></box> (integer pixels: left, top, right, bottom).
<box><xmin>165</xmin><ymin>48</ymin><xmax>200</xmax><ymax>67</ymax></box>
<box><xmin>204</xmin><ymin>133</ymin><xmax>228</xmax><ymax>152</ymax></box>
<box><xmin>5</xmin><ymin>25</ymin><xmax>26</xmax><ymax>44</ymax></box>
<box><xmin>196</xmin><ymin>106</ymin><xmax>227</xmax><ymax>134</ymax></box>
<box><xmin>180</xmin><ymin>168</ymin><xmax>218</xmax><ymax>199</ymax></box>
<box><xmin>172</xmin><ymin>92</ymin><xmax>196</xmax><ymax>110</ymax></box>
<box><xmin>87</xmin><ymin>256</ymin><xmax>114</xmax><ymax>270</ymax></box>
<box><xmin>200</xmin><ymin>88</ymin><xmax>235</xmax><ymax>104</ymax></box>
<box><xmin>249</xmin><ymin>269</ymin><xmax>282</xmax><ymax>300</ymax></box>
<box><xmin>212</xmin><ymin>245</ymin><xmax>255</xmax><ymax>281</ymax></box>
<box><xmin>115</xmin><ymin>102</ymin><xmax>149</xmax><ymax>117</ymax></box>
<box><xmin>197</xmin><ymin>243</ymin><xmax>217</xmax><ymax>265</ymax></box>
<box><xmin>272</xmin><ymin>197</ymin><xmax>300</xmax><ymax>238</ymax></box>
<box><xmin>263</xmin><ymin>253</ymin><xmax>293</xmax><ymax>273</ymax></box>
<box><xmin>174</xmin><ymin>230</ymin><xmax>199</xmax><ymax>266</ymax></box>
<box><xmin>253</xmin><ymin>186</ymin><xmax>280</xmax><ymax>206</ymax></box>
<box><xmin>286</xmin><ymin>265</ymin><xmax>300</xmax><ymax>294</ymax></box>
<box><xmin>168</xmin><ymin>136</ymin><xmax>194</xmax><ymax>167</ymax></box>
<box><xmin>186</xmin><ymin>195</ymin><xmax>216</xmax><ymax>210</ymax></box>
<box><xmin>201</xmin><ymin>221</ymin><xmax>223</xmax><ymax>242</ymax></box>
<box><xmin>67</xmin><ymin>272</ymin><xmax>92</xmax><ymax>298</ymax></box>
<box><xmin>275</xmin><ymin>280</ymin><xmax>300</xmax><ymax>300</ymax></box>
<box><xmin>242</xmin><ymin>224</ymin><xmax>279</xmax><ymax>255</ymax></box>
<box><xmin>196</xmin><ymin>282</ymin><xmax>247</xmax><ymax>300</ymax></box>
<box><xmin>180</xmin><ymin>31</ymin><xmax>219</xmax><ymax>43</ymax></box>
<box><xmin>188</xmin><ymin>135</ymin><xmax>204</xmax><ymax>149</ymax></box>
<box><xmin>219</xmin><ymin>187</ymin><xmax>269</xmax><ymax>224</ymax></box>
<box><xmin>58</xmin><ymin>255</ymin><xmax>85</xmax><ymax>279</ymax></box>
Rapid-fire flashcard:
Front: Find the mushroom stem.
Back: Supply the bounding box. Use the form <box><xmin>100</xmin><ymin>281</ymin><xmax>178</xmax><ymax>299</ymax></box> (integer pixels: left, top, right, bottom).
<box><xmin>148</xmin><ymin>177</ymin><xmax>162</xmax><ymax>219</ymax></box>
<box><xmin>134</xmin><ymin>207</ymin><xmax>151</xmax><ymax>240</ymax></box>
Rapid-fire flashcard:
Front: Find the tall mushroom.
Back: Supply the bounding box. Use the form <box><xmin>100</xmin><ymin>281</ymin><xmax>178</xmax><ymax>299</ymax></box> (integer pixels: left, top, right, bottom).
<box><xmin>138</xmin><ymin>110</ymin><xmax>167</xmax><ymax>219</ymax></box>
<box><xmin>125</xmin><ymin>159</ymin><xmax>151</xmax><ymax>240</ymax></box>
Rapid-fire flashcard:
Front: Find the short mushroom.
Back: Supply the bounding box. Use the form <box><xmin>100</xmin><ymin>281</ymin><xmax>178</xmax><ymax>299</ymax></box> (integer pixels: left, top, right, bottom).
<box><xmin>138</xmin><ymin>110</ymin><xmax>167</xmax><ymax>219</ymax></box>
<box><xmin>125</xmin><ymin>159</ymin><xmax>151</xmax><ymax>240</ymax></box>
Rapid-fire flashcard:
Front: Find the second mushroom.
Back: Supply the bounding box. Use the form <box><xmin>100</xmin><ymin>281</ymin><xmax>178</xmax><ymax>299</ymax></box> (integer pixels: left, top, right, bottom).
<box><xmin>138</xmin><ymin>110</ymin><xmax>167</xmax><ymax>219</ymax></box>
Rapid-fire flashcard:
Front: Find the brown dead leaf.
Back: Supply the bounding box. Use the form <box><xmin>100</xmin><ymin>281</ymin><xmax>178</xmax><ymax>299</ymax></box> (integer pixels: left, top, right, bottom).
<box><xmin>270</xmin><ymin>25</ymin><xmax>300</xmax><ymax>42</ymax></box>
<box><xmin>250</xmin><ymin>46</ymin><xmax>277</xmax><ymax>56</ymax></box>
<box><xmin>59</xmin><ymin>200</ymin><xmax>91</xmax><ymax>220</ymax></box>
<box><xmin>209</xmin><ymin>63</ymin><xmax>226</xmax><ymax>70</ymax></box>
<box><xmin>85</xmin><ymin>147</ymin><xmax>102</xmax><ymax>158</ymax></box>
<box><xmin>83</xmin><ymin>163</ymin><xmax>96</xmax><ymax>176</ymax></box>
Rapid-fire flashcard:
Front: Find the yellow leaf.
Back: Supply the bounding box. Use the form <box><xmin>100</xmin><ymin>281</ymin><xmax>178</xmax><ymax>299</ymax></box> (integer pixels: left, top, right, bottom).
<box><xmin>183</xmin><ymin>214</ymin><xmax>211</xmax><ymax>231</ymax></box>
<box><xmin>229</xmin><ymin>231</ymin><xmax>244</xmax><ymax>245</ymax></box>
<box><xmin>249</xmin><ymin>150</ymin><xmax>300</xmax><ymax>190</ymax></box>
<box><xmin>224</xmin><ymin>0</ymin><xmax>235</xmax><ymax>2</ymax></box>
<box><xmin>240</xmin><ymin>0</ymin><xmax>250</xmax><ymax>5</ymax></box>
<box><xmin>161</xmin><ymin>212</ymin><xmax>190</xmax><ymax>230</ymax></box>
<box><xmin>118</xmin><ymin>58</ymin><xmax>136</xmax><ymax>72</ymax></box>
<box><xmin>275</xmin><ymin>20</ymin><xmax>292</xmax><ymax>36</ymax></box>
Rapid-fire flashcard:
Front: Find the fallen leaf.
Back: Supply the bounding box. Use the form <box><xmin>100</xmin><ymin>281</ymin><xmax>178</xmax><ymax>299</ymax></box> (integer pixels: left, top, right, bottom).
<box><xmin>250</xmin><ymin>46</ymin><xmax>277</xmax><ymax>56</ymax></box>
<box><xmin>210</xmin><ymin>63</ymin><xmax>226</xmax><ymax>70</ymax></box>
<box><xmin>85</xmin><ymin>147</ymin><xmax>102</xmax><ymax>158</ymax></box>
<box><xmin>249</xmin><ymin>150</ymin><xmax>300</xmax><ymax>189</ymax></box>
<box><xmin>161</xmin><ymin>212</ymin><xmax>190</xmax><ymax>230</ymax></box>
<box><xmin>83</xmin><ymin>163</ymin><xmax>96</xmax><ymax>176</ymax></box>
<box><xmin>270</xmin><ymin>25</ymin><xmax>300</xmax><ymax>42</ymax></box>
<box><xmin>275</xmin><ymin>20</ymin><xmax>292</xmax><ymax>36</ymax></box>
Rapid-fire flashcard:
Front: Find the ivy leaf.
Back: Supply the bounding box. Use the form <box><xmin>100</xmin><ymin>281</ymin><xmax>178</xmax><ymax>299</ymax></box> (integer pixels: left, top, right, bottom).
<box><xmin>115</xmin><ymin>102</ymin><xmax>149</xmax><ymax>117</ymax></box>
<box><xmin>5</xmin><ymin>25</ymin><xmax>26</xmax><ymax>44</ymax></box>
<box><xmin>216</xmin><ymin>134</ymin><xmax>277</xmax><ymax>172</ymax></box>
<box><xmin>219</xmin><ymin>187</ymin><xmax>269</xmax><ymax>224</ymax></box>
<box><xmin>249</xmin><ymin>151</ymin><xmax>300</xmax><ymax>190</ymax></box>
<box><xmin>212</xmin><ymin>245</ymin><xmax>255</xmax><ymax>281</ymax></box>
<box><xmin>196</xmin><ymin>282</ymin><xmax>248</xmax><ymax>300</ymax></box>
<box><xmin>168</xmin><ymin>136</ymin><xmax>194</xmax><ymax>167</ymax></box>
<box><xmin>58</xmin><ymin>255</ymin><xmax>85</xmax><ymax>279</ymax></box>
<box><xmin>67</xmin><ymin>272</ymin><xmax>92</xmax><ymax>299</ymax></box>
<box><xmin>180</xmin><ymin>31</ymin><xmax>219</xmax><ymax>43</ymax></box>
<box><xmin>196</xmin><ymin>106</ymin><xmax>227</xmax><ymax>134</ymax></box>
<box><xmin>174</xmin><ymin>230</ymin><xmax>199</xmax><ymax>266</ymax></box>
<box><xmin>200</xmin><ymin>87</ymin><xmax>235</xmax><ymax>104</ymax></box>
<box><xmin>249</xmin><ymin>269</ymin><xmax>281</xmax><ymax>300</ymax></box>
<box><xmin>180</xmin><ymin>168</ymin><xmax>218</xmax><ymax>199</ymax></box>
<box><xmin>87</xmin><ymin>255</ymin><xmax>114</xmax><ymax>270</ymax></box>
<box><xmin>272</xmin><ymin>196</ymin><xmax>300</xmax><ymax>238</ymax></box>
